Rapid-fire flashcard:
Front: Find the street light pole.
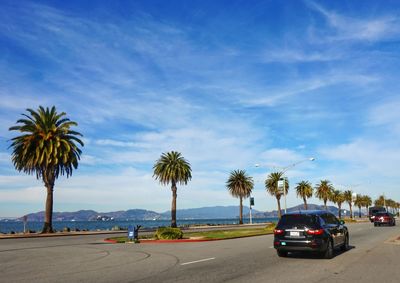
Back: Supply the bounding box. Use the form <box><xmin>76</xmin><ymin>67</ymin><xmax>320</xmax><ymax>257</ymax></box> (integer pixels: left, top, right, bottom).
<box><xmin>256</xmin><ymin>157</ymin><xmax>315</xmax><ymax>216</ymax></box>
<box><xmin>283</xmin><ymin>177</ymin><xmax>287</xmax><ymax>214</ymax></box>
<box><xmin>280</xmin><ymin>158</ymin><xmax>314</xmax><ymax>214</ymax></box>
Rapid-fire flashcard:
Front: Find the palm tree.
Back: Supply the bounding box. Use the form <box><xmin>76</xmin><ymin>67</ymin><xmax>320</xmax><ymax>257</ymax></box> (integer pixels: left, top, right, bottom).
<box><xmin>295</xmin><ymin>181</ymin><xmax>313</xmax><ymax>210</ymax></box>
<box><xmin>315</xmin><ymin>180</ymin><xmax>333</xmax><ymax>210</ymax></box>
<box><xmin>153</xmin><ymin>151</ymin><xmax>192</xmax><ymax>228</ymax></box>
<box><xmin>9</xmin><ymin>106</ymin><xmax>83</xmax><ymax>233</ymax></box>
<box><xmin>226</xmin><ymin>170</ymin><xmax>254</xmax><ymax>224</ymax></box>
<box><xmin>374</xmin><ymin>195</ymin><xmax>385</xmax><ymax>207</ymax></box>
<box><xmin>363</xmin><ymin>195</ymin><xmax>372</xmax><ymax>215</ymax></box>
<box><xmin>331</xmin><ymin>190</ymin><xmax>345</xmax><ymax>219</ymax></box>
<box><xmin>386</xmin><ymin>199</ymin><xmax>395</xmax><ymax>214</ymax></box>
<box><xmin>343</xmin><ymin>190</ymin><xmax>353</xmax><ymax>219</ymax></box>
<box><xmin>265</xmin><ymin>172</ymin><xmax>289</xmax><ymax>218</ymax></box>
<box><xmin>354</xmin><ymin>194</ymin><xmax>363</xmax><ymax>218</ymax></box>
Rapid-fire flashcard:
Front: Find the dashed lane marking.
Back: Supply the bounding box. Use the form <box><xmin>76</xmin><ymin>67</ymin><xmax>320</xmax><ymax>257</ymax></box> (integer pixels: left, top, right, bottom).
<box><xmin>181</xmin><ymin>257</ymin><xmax>216</xmax><ymax>266</ymax></box>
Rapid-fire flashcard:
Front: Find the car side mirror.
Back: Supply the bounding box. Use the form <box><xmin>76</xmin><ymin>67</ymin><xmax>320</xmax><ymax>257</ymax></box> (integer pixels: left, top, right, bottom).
<box><xmin>339</xmin><ymin>220</ymin><xmax>345</xmax><ymax>225</ymax></box>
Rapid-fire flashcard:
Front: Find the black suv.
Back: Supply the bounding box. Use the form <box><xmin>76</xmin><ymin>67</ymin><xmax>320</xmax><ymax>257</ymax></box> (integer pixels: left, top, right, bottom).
<box><xmin>273</xmin><ymin>210</ymin><xmax>349</xmax><ymax>259</ymax></box>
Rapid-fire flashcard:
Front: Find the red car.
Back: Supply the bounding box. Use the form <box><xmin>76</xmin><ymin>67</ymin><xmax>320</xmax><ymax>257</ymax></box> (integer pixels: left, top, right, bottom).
<box><xmin>373</xmin><ymin>212</ymin><xmax>396</xmax><ymax>226</ymax></box>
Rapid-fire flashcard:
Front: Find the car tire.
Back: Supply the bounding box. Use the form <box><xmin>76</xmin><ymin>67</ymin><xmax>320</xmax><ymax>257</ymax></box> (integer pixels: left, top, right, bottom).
<box><xmin>323</xmin><ymin>239</ymin><xmax>334</xmax><ymax>259</ymax></box>
<box><xmin>277</xmin><ymin>250</ymin><xmax>288</xmax><ymax>257</ymax></box>
<box><xmin>341</xmin><ymin>234</ymin><xmax>349</xmax><ymax>251</ymax></box>
<box><xmin>374</xmin><ymin>222</ymin><xmax>377</xmax><ymax>227</ymax></box>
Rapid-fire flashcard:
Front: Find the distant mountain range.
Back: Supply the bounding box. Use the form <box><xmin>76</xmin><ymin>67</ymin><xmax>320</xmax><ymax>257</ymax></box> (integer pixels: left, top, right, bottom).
<box><xmin>17</xmin><ymin>204</ymin><xmax>358</xmax><ymax>222</ymax></box>
<box><xmin>250</xmin><ymin>204</ymin><xmax>341</xmax><ymax>218</ymax></box>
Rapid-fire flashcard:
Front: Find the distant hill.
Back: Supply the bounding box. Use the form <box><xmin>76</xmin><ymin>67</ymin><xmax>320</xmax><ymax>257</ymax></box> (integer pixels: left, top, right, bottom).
<box><xmin>19</xmin><ymin>204</ymin><xmax>358</xmax><ymax>222</ymax></box>
<box><xmin>251</xmin><ymin>203</ymin><xmax>349</xmax><ymax>218</ymax></box>
<box><xmin>162</xmin><ymin>206</ymin><xmax>263</xmax><ymax>219</ymax></box>
<box><xmin>22</xmin><ymin>206</ymin><xmax>263</xmax><ymax>221</ymax></box>
<box><xmin>24</xmin><ymin>209</ymin><xmax>161</xmax><ymax>222</ymax></box>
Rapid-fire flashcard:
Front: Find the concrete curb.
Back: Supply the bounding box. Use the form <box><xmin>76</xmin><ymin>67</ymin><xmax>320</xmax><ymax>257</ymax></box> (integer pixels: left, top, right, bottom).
<box><xmin>0</xmin><ymin>230</ymin><xmax>128</xmax><ymax>240</ymax></box>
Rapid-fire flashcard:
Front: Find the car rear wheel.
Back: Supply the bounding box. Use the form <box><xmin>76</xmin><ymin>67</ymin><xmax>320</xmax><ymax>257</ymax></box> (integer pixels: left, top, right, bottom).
<box><xmin>323</xmin><ymin>240</ymin><xmax>334</xmax><ymax>259</ymax></box>
<box><xmin>341</xmin><ymin>234</ymin><xmax>349</xmax><ymax>251</ymax></box>
<box><xmin>374</xmin><ymin>222</ymin><xmax>377</xmax><ymax>227</ymax></box>
<box><xmin>277</xmin><ymin>250</ymin><xmax>288</xmax><ymax>257</ymax></box>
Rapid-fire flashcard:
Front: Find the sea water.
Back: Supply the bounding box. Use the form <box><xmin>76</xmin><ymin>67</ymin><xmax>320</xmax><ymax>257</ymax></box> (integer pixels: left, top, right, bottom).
<box><xmin>0</xmin><ymin>218</ymin><xmax>278</xmax><ymax>233</ymax></box>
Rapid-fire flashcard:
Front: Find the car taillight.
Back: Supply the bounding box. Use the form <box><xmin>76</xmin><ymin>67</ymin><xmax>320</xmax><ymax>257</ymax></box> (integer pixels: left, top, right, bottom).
<box><xmin>306</xmin><ymin>229</ymin><xmax>324</xmax><ymax>235</ymax></box>
<box><xmin>274</xmin><ymin>229</ymin><xmax>284</xmax><ymax>235</ymax></box>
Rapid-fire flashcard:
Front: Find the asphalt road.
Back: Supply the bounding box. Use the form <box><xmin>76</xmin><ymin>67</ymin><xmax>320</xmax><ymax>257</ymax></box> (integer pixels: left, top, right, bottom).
<box><xmin>0</xmin><ymin>222</ymin><xmax>399</xmax><ymax>283</ymax></box>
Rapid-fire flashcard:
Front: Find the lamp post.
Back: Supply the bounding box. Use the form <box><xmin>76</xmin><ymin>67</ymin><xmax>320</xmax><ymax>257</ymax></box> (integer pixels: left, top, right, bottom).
<box><xmin>256</xmin><ymin>157</ymin><xmax>315</xmax><ymax>215</ymax></box>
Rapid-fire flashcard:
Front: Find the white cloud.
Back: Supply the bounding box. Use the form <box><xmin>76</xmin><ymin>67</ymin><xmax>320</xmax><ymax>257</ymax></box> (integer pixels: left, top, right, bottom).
<box><xmin>240</xmin><ymin>73</ymin><xmax>379</xmax><ymax>107</ymax></box>
<box><xmin>367</xmin><ymin>98</ymin><xmax>400</xmax><ymax>136</ymax></box>
<box><xmin>319</xmin><ymin>139</ymin><xmax>400</xmax><ymax>184</ymax></box>
<box><xmin>308</xmin><ymin>1</ymin><xmax>400</xmax><ymax>42</ymax></box>
<box><xmin>263</xmin><ymin>49</ymin><xmax>341</xmax><ymax>63</ymax></box>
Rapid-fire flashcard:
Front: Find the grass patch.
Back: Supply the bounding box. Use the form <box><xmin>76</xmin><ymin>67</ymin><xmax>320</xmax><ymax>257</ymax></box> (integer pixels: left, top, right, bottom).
<box><xmin>340</xmin><ymin>218</ymin><xmax>358</xmax><ymax>223</ymax></box>
<box><xmin>184</xmin><ymin>227</ymin><xmax>274</xmax><ymax>239</ymax></box>
<box><xmin>106</xmin><ymin>224</ymin><xmax>276</xmax><ymax>243</ymax></box>
<box><xmin>104</xmin><ymin>223</ymin><xmax>276</xmax><ymax>243</ymax></box>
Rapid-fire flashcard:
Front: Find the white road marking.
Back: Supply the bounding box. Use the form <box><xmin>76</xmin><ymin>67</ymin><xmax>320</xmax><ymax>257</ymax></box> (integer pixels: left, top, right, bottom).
<box><xmin>181</xmin><ymin>257</ymin><xmax>215</xmax><ymax>266</ymax></box>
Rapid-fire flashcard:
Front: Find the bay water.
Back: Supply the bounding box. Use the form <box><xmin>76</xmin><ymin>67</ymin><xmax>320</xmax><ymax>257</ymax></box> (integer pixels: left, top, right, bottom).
<box><xmin>0</xmin><ymin>218</ymin><xmax>278</xmax><ymax>234</ymax></box>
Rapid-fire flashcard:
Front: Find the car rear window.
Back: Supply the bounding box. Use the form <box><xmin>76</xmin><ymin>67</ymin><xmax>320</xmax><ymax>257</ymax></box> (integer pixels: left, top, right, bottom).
<box><xmin>375</xmin><ymin>213</ymin><xmax>389</xmax><ymax>217</ymax></box>
<box><xmin>278</xmin><ymin>214</ymin><xmax>319</xmax><ymax>227</ymax></box>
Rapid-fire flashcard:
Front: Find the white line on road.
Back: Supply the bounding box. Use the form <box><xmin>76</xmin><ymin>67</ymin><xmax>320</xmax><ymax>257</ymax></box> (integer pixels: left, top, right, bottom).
<box><xmin>181</xmin><ymin>257</ymin><xmax>216</xmax><ymax>266</ymax></box>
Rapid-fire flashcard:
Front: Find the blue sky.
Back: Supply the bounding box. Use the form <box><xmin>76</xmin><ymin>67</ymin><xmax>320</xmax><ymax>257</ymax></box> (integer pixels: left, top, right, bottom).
<box><xmin>1</xmin><ymin>0</ymin><xmax>400</xmax><ymax>217</ymax></box>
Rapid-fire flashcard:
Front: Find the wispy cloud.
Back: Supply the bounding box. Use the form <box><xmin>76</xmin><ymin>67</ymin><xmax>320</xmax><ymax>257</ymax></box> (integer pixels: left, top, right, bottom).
<box><xmin>1</xmin><ymin>1</ymin><xmax>400</xmax><ymax>215</ymax></box>
<box><xmin>307</xmin><ymin>1</ymin><xmax>400</xmax><ymax>42</ymax></box>
<box><xmin>263</xmin><ymin>49</ymin><xmax>342</xmax><ymax>63</ymax></box>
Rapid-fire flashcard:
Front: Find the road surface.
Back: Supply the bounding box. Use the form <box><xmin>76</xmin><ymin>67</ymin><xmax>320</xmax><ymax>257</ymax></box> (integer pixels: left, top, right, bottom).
<box><xmin>0</xmin><ymin>222</ymin><xmax>399</xmax><ymax>282</ymax></box>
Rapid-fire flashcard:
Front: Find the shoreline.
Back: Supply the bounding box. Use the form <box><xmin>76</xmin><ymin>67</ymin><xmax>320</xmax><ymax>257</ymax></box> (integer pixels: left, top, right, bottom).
<box><xmin>0</xmin><ymin>222</ymin><xmax>272</xmax><ymax>239</ymax></box>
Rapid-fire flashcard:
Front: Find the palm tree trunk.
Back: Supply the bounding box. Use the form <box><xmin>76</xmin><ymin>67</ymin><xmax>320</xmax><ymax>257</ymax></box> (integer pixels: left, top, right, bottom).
<box><xmin>277</xmin><ymin>198</ymin><xmax>282</xmax><ymax>218</ymax></box>
<box><xmin>239</xmin><ymin>197</ymin><xmax>243</xmax><ymax>224</ymax></box>
<box><xmin>338</xmin><ymin>203</ymin><xmax>342</xmax><ymax>219</ymax></box>
<box><xmin>171</xmin><ymin>182</ymin><xmax>177</xmax><ymax>228</ymax></box>
<box><xmin>358</xmin><ymin>206</ymin><xmax>361</xmax><ymax>218</ymax></box>
<box><xmin>349</xmin><ymin>203</ymin><xmax>353</xmax><ymax>219</ymax></box>
<box><xmin>324</xmin><ymin>199</ymin><xmax>327</xmax><ymax>210</ymax></box>
<box><xmin>42</xmin><ymin>173</ymin><xmax>54</xmax><ymax>233</ymax></box>
<box><xmin>303</xmin><ymin>197</ymin><xmax>308</xmax><ymax>210</ymax></box>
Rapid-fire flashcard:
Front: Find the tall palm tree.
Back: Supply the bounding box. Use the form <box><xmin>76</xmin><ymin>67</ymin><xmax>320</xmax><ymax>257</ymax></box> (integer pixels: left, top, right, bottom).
<box><xmin>315</xmin><ymin>180</ymin><xmax>333</xmax><ymax>210</ymax></box>
<box><xmin>386</xmin><ymin>199</ymin><xmax>395</xmax><ymax>214</ymax></box>
<box><xmin>265</xmin><ymin>172</ymin><xmax>289</xmax><ymax>218</ymax></box>
<box><xmin>354</xmin><ymin>194</ymin><xmax>363</xmax><ymax>218</ymax></box>
<box><xmin>374</xmin><ymin>195</ymin><xmax>385</xmax><ymax>207</ymax></box>
<box><xmin>295</xmin><ymin>181</ymin><xmax>313</xmax><ymax>210</ymax></box>
<box><xmin>343</xmin><ymin>190</ymin><xmax>353</xmax><ymax>219</ymax></box>
<box><xmin>226</xmin><ymin>170</ymin><xmax>254</xmax><ymax>224</ymax></box>
<box><xmin>9</xmin><ymin>106</ymin><xmax>83</xmax><ymax>233</ymax></box>
<box><xmin>363</xmin><ymin>195</ymin><xmax>372</xmax><ymax>215</ymax></box>
<box><xmin>331</xmin><ymin>190</ymin><xmax>345</xmax><ymax>219</ymax></box>
<box><xmin>153</xmin><ymin>151</ymin><xmax>192</xmax><ymax>228</ymax></box>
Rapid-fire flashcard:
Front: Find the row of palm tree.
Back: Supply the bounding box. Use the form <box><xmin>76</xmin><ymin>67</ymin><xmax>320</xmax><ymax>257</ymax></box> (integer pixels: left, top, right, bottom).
<box><xmin>374</xmin><ymin>195</ymin><xmax>399</xmax><ymax>214</ymax></box>
<box><xmin>8</xmin><ymin>106</ymin><xmax>400</xmax><ymax>231</ymax></box>
<box><xmin>227</xmin><ymin>171</ymin><xmax>399</xmax><ymax>221</ymax></box>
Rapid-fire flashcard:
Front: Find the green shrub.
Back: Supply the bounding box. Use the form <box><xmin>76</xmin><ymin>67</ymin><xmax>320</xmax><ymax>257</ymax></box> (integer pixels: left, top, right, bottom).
<box><xmin>155</xmin><ymin>227</ymin><xmax>183</xmax><ymax>240</ymax></box>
